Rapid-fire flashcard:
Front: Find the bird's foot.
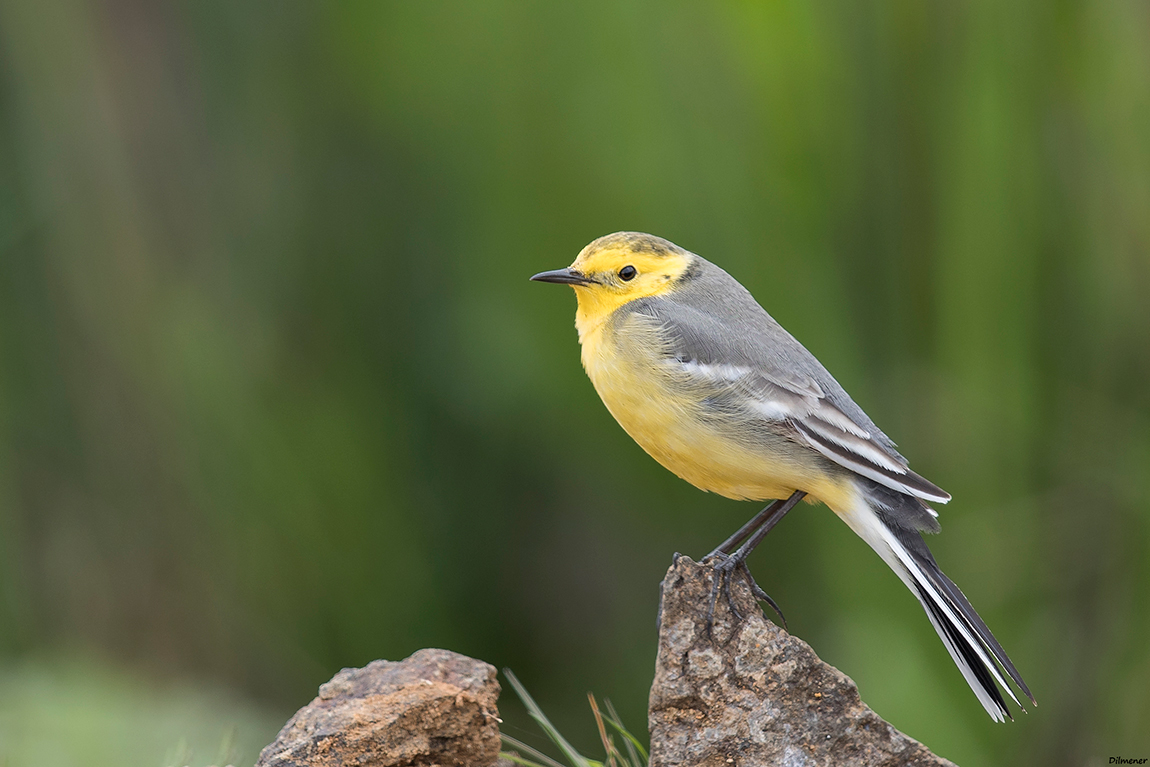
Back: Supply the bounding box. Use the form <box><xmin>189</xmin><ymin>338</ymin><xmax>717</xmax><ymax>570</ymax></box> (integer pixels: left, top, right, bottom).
<box><xmin>703</xmin><ymin>553</ymin><xmax>787</xmax><ymax>636</ymax></box>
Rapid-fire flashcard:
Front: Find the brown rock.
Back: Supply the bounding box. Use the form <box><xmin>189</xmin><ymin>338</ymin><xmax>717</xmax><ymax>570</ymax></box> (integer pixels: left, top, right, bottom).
<box><xmin>257</xmin><ymin>648</ymin><xmax>502</xmax><ymax>767</ymax></box>
<box><xmin>649</xmin><ymin>556</ymin><xmax>958</xmax><ymax>767</ymax></box>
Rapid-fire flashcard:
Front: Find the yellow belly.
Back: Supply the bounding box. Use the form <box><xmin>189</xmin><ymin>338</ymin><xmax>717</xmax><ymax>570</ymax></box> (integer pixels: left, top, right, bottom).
<box><xmin>578</xmin><ymin>313</ymin><xmax>855</xmax><ymax>511</ymax></box>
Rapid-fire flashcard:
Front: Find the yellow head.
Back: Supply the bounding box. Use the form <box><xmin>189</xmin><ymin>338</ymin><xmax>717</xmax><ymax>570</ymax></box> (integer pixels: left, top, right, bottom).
<box><xmin>531</xmin><ymin>232</ymin><xmax>695</xmax><ymax>334</ymax></box>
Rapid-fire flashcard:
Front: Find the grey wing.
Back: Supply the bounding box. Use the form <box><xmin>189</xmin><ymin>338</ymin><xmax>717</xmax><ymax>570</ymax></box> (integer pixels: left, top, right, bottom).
<box><xmin>629</xmin><ymin>291</ymin><xmax>952</xmax><ymax>507</ymax></box>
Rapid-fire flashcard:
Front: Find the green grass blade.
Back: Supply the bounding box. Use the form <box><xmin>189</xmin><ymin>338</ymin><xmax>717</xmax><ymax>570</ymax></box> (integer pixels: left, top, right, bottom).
<box><xmin>604</xmin><ymin>700</ymin><xmax>648</xmax><ymax>765</ymax></box>
<box><xmin>500</xmin><ymin>752</ymin><xmax>554</xmax><ymax>767</ymax></box>
<box><xmin>503</xmin><ymin>670</ymin><xmax>594</xmax><ymax>767</ymax></box>
<box><xmin>500</xmin><ymin>735</ymin><xmax>567</xmax><ymax>767</ymax></box>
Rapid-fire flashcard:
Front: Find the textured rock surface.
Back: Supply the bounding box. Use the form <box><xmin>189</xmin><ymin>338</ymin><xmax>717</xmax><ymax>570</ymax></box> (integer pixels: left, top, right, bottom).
<box><xmin>649</xmin><ymin>556</ymin><xmax>957</xmax><ymax>767</ymax></box>
<box><xmin>257</xmin><ymin>648</ymin><xmax>502</xmax><ymax>767</ymax></box>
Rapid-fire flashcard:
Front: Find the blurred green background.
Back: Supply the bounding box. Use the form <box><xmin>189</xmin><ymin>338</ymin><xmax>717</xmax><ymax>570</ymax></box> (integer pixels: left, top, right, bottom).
<box><xmin>1</xmin><ymin>0</ymin><xmax>1148</xmax><ymax>765</ymax></box>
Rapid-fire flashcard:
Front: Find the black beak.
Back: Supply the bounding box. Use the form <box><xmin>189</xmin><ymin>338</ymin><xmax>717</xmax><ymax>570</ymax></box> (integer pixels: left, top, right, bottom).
<box><xmin>529</xmin><ymin>268</ymin><xmax>597</xmax><ymax>286</ymax></box>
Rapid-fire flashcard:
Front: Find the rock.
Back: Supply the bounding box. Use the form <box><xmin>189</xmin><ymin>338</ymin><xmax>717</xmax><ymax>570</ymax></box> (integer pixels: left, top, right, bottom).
<box><xmin>649</xmin><ymin>556</ymin><xmax>957</xmax><ymax>767</ymax></box>
<box><xmin>257</xmin><ymin>648</ymin><xmax>502</xmax><ymax>767</ymax></box>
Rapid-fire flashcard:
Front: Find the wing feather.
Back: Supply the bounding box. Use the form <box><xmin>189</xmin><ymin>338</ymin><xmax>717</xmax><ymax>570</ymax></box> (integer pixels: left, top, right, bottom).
<box><xmin>655</xmin><ymin>333</ymin><xmax>951</xmax><ymax>504</ymax></box>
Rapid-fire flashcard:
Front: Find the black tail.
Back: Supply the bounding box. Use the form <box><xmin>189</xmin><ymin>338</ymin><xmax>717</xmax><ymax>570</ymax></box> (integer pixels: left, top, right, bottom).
<box><xmin>843</xmin><ymin>487</ymin><xmax>1035</xmax><ymax>721</ymax></box>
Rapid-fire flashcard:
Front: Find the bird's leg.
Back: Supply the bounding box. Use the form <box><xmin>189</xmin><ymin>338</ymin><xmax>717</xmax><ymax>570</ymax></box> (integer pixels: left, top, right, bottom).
<box><xmin>704</xmin><ymin>498</ymin><xmax>786</xmax><ymax>559</ymax></box>
<box><xmin>727</xmin><ymin>490</ymin><xmax>806</xmax><ymax>562</ymax></box>
<box><xmin>703</xmin><ymin>499</ymin><xmax>787</xmax><ymax>627</ymax></box>
<box><xmin>704</xmin><ymin>490</ymin><xmax>806</xmax><ymax>634</ymax></box>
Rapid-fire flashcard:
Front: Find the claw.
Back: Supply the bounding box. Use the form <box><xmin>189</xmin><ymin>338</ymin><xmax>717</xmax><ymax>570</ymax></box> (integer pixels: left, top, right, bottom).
<box><xmin>722</xmin><ymin>567</ymin><xmax>742</xmax><ymax>621</ymax></box>
<box><xmin>705</xmin><ymin>559</ymin><xmax>722</xmax><ymax>637</ymax></box>
<box><xmin>699</xmin><ymin>491</ymin><xmax>806</xmax><ymax>637</ymax></box>
<box><xmin>738</xmin><ymin>562</ymin><xmax>787</xmax><ymax>629</ymax></box>
<box><xmin>704</xmin><ymin>553</ymin><xmax>766</xmax><ymax>635</ymax></box>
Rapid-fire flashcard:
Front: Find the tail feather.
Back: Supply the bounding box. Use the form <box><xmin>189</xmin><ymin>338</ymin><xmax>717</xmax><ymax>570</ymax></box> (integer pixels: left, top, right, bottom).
<box><xmin>837</xmin><ymin>490</ymin><xmax>1033</xmax><ymax>721</ymax></box>
<box><xmin>915</xmin><ymin>579</ymin><xmax>1011</xmax><ymax>721</ymax></box>
<box><xmin>909</xmin><ymin>538</ymin><xmax>1036</xmax><ymax>705</ymax></box>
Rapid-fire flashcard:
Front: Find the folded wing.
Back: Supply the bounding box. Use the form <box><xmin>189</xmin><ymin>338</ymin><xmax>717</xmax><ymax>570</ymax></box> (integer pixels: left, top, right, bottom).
<box><xmin>629</xmin><ymin>297</ymin><xmax>951</xmax><ymax>507</ymax></box>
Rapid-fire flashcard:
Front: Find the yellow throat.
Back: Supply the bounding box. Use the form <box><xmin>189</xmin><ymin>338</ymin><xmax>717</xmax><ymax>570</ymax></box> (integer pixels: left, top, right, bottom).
<box><xmin>565</xmin><ymin>234</ymin><xmax>694</xmax><ymax>343</ymax></box>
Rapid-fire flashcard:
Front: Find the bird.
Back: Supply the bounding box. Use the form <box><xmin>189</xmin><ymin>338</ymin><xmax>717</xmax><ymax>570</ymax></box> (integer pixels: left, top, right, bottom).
<box><xmin>530</xmin><ymin>231</ymin><xmax>1035</xmax><ymax>721</ymax></box>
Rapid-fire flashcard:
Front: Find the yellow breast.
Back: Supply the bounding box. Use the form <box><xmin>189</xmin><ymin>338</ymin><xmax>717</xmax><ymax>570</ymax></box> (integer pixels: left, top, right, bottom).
<box><xmin>576</xmin><ymin>306</ymin><xmax>854</xmax><ymax>510</ymax></box>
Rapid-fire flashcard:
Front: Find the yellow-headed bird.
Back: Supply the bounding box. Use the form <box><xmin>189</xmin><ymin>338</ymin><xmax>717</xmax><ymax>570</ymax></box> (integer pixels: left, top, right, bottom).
<box><xmin>531</xmin><ymin>231</ymin><xmax>1034</xmax><ymax>721</ymax></box>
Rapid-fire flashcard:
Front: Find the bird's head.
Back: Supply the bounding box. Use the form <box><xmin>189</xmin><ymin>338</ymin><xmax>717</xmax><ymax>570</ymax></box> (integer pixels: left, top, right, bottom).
<box><xmin>530</xmin><ymin>232</ymin><xmax>695</xmax><ymax>328</ymax></box>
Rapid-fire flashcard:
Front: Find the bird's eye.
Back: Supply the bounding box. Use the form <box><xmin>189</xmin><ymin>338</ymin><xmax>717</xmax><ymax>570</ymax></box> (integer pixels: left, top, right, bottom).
<box><xmin>619</xmin><ymin>265</ymin><xmax>637</xmax><ymax>281</ymax></box>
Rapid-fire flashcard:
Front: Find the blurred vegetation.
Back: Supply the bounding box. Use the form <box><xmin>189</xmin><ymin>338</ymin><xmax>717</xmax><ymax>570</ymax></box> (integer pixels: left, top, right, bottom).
<box><xmin>0</xmin><ymin>656</ymin><xmax>282</xmax><ymax>766</ymax></box>
<box><xmin>502</xmin><ymin>670</ymin><xmax>649</xmax><ymax>767</ymax></box>
<box><xmin>1</xmin><ymin>1</ymin><xmax>1148</xmax><ymax>765</ymax></box>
